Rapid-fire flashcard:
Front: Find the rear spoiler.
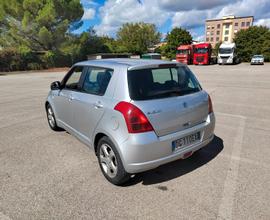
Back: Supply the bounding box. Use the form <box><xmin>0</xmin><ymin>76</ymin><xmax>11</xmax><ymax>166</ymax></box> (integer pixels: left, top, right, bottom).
<box><xmin>128</xmin><ymin>62</ymin><xmax>182</xmax><ymax>71</ymax></box>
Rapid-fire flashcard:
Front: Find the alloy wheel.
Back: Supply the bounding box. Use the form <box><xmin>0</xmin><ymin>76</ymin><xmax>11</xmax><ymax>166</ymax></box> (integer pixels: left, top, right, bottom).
<box><xmin>99</xmin><ymin>143</ymin><xmax>118</xmax><ymax>178</ymax></box>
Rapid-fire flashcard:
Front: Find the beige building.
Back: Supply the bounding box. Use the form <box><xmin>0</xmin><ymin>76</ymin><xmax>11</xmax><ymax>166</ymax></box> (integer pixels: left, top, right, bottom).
<box><xmin>205</xmin><ymin>15</ymin><xmax>254</xmax><ymax>46</ymax></box>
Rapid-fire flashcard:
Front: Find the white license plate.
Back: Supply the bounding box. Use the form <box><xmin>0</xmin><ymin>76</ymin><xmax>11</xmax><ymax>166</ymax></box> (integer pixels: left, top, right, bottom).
<box><xmin>172</xmin><ymin>132</ymin><xmax>201</xmax><ymax>151</ymax></box>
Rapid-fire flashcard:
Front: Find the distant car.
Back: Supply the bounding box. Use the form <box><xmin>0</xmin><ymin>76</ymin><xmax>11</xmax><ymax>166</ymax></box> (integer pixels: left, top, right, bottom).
<box><xmin>251</xmin><ymin>55</ymin><xmax>264</xmax><ymax>65</ymax></box>
<box><xmin>45</xmin><ymin>59</ymin><xmax>215</xmax><ymax>185</ymax></box>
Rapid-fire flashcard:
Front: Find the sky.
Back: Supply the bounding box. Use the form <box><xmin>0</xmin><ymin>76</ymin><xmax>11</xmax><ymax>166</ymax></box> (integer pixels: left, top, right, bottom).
<box><xmin>77</xmin><ymin>0</ymin><xmax>270</xmax><ymax>41</ymax></box>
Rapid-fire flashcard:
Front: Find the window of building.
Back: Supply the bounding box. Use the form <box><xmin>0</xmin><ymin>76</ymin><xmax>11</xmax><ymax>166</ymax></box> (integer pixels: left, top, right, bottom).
<box><xmin>225</xmin><ymin>30</ymin><xmax>229</xmax><ymax>35</ymax></box>
<box><xmin>210</xmin><ymin>37</ymin><xmax>213</xmax><ymax>42</ymax></box>
<box><xmin>217</xmin><ymin>24</ymin><xmax>221</xmax><ymax>29</ymax></box>
<box><xmin>211</xmin><ymin>31</ymin><xmax>214</xmax><ymax>36</ymax></box>
<box><xmin>235</xmin><ymin>22</ymin><xmax>238</xmax><ymax>27</ymax></box>
<box><xmin>246</xmin><ymin>22</ymin><xmax>250</xmax><ymax>27</ymax></box>
<box><xmin>216</xmin><ymin>30</ymin><xmax>220</xmax><ymax>35</ymax></box>
<box><xmin>216</xmin><ymin>37</ymin><xmax>219</xmax><ymax>42</ymax></box>
<box><xmin>207</xmin><ymin>25</ymin><xmax>210</xmax><ymax>29</ymax></box>
<box><xmin>211</xmin><ymin>26</ymin><xmax>215</xmax><ymax>29</ymax></box>
<box><xmin>206</xmin><ymin>37</ymin><xmax>209</xmax><ymax>41</ymax></box>
<box><xmin>241</xmin><ymin>22</ymin><xmax>245</xmax><ymax>27</ymax></box>
<box><xmin>206</xmin><ymin>31</ymin><xmax>210</xmax><ymax>35</ymax></box>
<box><xmin>224</xmin><ymin>37</ymin><xmax>228</xmax><ymax>41</ymax></box>
<box><xmin>225</xmin><ymin>23</ymin><xmax>230</xmax><ymax>29</ymax></box>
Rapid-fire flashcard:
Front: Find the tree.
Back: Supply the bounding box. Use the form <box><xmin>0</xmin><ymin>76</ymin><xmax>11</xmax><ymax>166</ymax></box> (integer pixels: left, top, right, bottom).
<box><xmin>117</xmin><ymin>22</ymin><xmax>161</xmax><ymax>54</ymax></box>
<box><xmin>234</xmin><ymin>26</ymin><xmax>270</xmax><ymax>61</ymax></box>
<box><xmin>213</xmin><ymin>41</ymin><xmax>222</xmax><ymax>56</ymax></box>
<box><xmin>0</xmin><ymin>0</ymin><xmax>83</xmax><ymax>51</ymax></box>
<box><xmin>162</xmin><ymin>27</ymin><xmax>192</xmax><ymax>59</ymax></box>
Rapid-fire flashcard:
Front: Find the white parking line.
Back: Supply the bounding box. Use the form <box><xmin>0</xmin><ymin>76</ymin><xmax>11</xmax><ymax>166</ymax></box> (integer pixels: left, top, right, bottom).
<box><xmin>217</xmin><ymin>113</ymin><xmax>246</xmax><ymax>220</ymax></box>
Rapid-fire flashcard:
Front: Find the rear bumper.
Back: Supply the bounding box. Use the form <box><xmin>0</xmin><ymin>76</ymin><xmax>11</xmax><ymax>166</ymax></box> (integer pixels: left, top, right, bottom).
<box><xmin>251</xmin><ymin>61</ymin><xmax>263</xmax><ymax>64</ymax></box>
<box><xmin>119</xmin><ymin>113</ymin><xmax>215</xmax><ymax>173</ymax></box>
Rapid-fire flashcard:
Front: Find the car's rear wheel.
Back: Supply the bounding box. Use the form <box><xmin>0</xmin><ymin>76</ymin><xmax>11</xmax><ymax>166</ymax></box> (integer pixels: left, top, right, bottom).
<box><xmin>46</xmin><ymin>104</ymin><xmax>62</xmax><ymax>131</ymax></box>
<box><xmin>97</xmin><ymin>136</ymin><xmax>130</xmax><ymax>185</ymax></box>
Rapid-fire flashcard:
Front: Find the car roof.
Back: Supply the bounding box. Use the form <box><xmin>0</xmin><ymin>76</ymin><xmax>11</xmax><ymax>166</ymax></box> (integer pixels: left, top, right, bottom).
<box><xmin>75</xmin><ymin>58</ymin><xmax>182</xmax><ymax>70</ymax></box>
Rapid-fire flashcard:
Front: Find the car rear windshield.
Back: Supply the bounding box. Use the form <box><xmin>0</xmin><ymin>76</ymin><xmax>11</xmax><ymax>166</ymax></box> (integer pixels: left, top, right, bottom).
<box><xmin>128</xmin><ymin>66</ymin><xmax>202</xmax><ymax>100</ymax></box>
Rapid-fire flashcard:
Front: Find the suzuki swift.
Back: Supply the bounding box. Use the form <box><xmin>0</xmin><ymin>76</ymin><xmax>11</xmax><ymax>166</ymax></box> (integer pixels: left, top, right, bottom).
<box><xmin>45</xmin><ymin>59</ymin><xmax>215</xmax><ymax>185</ymax></box>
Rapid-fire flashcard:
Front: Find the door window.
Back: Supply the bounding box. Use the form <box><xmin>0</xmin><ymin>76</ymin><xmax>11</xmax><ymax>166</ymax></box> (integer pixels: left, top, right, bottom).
<box><xmin>65</xmin><ymin>66</ymin><xmax>84</xmax><ymax>90</ymax></box>
<box><xmin>82</xmin><ymin>67</ymin><xmax>113</xmax><ymax>95</ymax></box>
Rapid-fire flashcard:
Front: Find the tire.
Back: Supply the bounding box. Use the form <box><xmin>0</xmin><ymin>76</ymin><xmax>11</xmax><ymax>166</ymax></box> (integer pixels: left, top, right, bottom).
<box><xmin>97</xmin><ymin>136</ymin><xmax>130</xmax><ymax>185</ymax></box>
<box><xmin>46</xmin><ymin>104</ymin><xmax>62</xmax><ymax>131</ymax></box>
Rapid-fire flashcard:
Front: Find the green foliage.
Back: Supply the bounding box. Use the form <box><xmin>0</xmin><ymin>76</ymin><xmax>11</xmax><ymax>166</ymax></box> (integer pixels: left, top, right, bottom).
<box><xmin>162</xmin><ymin>27</ymin><xmax>192</xmax><ymax>59</ymax></box>
<box><xmin>117</xmin><ymin>22</ymin><xmax>161</xmax><ymax>55</ymax></box>
<box><xmin>0</xmin><ymin>47</ymin><xmax>41</xmax><ymax>71</ymax></box>
<box><xmin>213</xmin><ymin>41</ymin><xmax>222</xmax><ymax>56</ymax></box>
<box><xmin>0</xmin><ymin>0</ymin><xmax>83</xmax><ymax>51</ymax></box>
<box><xmin>234</xmin><ymin>26</ymin><xmax>270</xmax><ymax>62</ymax></box>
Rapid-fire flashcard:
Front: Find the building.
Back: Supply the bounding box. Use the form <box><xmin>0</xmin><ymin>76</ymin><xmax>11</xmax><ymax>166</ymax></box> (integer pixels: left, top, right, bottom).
<box><xmin>205</xmin><ymin>15</ymin><xmax>254</xmax><ymax>46</ymax></box>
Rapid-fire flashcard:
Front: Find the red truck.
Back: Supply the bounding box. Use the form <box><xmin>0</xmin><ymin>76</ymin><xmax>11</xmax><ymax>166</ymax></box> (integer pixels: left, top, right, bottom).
<box><xmin>176</xmin><ymin>44</ymin><xmax>194</xmax><ymax>64</ymax></box>
<box><xmin>193</xmin><ymin>43</ymin><xmax>213</xmax><ymax>65</ymax></box>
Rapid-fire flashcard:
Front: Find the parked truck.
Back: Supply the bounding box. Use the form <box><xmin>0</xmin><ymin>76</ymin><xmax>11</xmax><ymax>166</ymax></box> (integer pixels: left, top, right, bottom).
<box><xmin>193</xmin><ymin>43</ymin><xmax>215</xmax><ymax>65</ymax></box>
<box><xmin>218</xmin><ymin>42</ymin><xmax>239</xmax><ymax>64</ymax></box>
<box><xmin>176</xmin><ymin>44</ymin><xmax>194</xmax><ymax>64</ymax></box>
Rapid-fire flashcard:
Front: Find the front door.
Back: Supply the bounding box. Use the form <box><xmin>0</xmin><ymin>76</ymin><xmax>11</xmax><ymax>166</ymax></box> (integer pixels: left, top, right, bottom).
<box><xmin>53</xmin><ymin>66</ymin><xmax>84</xmax><ymax>129</ymax></box>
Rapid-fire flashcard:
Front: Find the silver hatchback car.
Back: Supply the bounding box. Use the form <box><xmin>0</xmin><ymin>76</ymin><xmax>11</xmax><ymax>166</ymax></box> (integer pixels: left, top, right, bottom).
<box><xmin>46</xmin><ymin>59</ymin><xmax>215</xmax><ymax>185</ymax></box>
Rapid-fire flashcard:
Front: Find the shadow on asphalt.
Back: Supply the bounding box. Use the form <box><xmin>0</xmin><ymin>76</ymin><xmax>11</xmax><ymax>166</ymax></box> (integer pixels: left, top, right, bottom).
<box><xmin>123</xmin><ymin>135</ymin><xmax>224</xmax><ymax>186</ymax></box>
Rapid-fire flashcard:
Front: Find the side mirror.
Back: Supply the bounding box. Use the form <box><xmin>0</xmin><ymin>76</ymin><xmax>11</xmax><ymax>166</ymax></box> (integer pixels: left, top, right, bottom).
<box><xmin>50</xmin><ymin>81</ymin><xmax>61</xmax><ymax>90</ymax></box>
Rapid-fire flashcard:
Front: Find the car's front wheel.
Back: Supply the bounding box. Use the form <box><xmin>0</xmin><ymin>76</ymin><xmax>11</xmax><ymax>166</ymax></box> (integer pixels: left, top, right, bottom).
<box><xmin>46</xmin><ymin>104</ymin><xmax>62</xmax><ymax>131</ymax></box>
<box><xmin>97</xmin><ymin>136</ymin><xmax>130</xmax><ymax>185</ymax></box>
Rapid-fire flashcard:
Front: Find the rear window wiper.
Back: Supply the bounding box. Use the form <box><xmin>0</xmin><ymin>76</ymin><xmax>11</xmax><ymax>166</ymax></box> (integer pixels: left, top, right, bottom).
<box><xmin>147</xmin><ymin>89</ymin><xmax>182</xmax><ymax>98</ymax></box>
<box><xmin>180</xmin><ymin>88</ymin><xmax>200</xmax><ymax>95</ymax></box>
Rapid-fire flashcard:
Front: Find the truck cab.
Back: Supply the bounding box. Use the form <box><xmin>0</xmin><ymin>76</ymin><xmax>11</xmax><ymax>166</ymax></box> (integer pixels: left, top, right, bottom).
<box><xmin>176</xmin><ymin>45</ymin><xmax>193</xmax><ymax>64</ymax></box>
<box><xmin>218</xmin><ymin>43</ymin><xmax>239</xmax><ymax>64</ymax></box>
<box><xmin>193</xmin><ymin>43</ymin><xmax>212</xmax><ymax>65</ymax></box>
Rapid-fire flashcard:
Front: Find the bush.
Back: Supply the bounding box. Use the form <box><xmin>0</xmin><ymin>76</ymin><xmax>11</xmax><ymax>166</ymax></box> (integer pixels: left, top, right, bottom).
<box><xmin>0</xmin><ymin>48</ymin><xmax>22</xmax><ymax>71</ymax></box>
<box><xmin>234</xmin><ymin>26</ymin><xmax>270</xmax><ymax>62</ymax></box>
<box><xmin>27</xmin><ymin>63</ymin><xmax>43</xmax><ymax>70</ymax></box>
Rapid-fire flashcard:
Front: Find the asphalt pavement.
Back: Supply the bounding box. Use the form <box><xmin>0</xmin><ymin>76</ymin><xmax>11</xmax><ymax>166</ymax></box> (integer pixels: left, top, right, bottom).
<box><xmin>0</xmin><ymin>63</ymin><xmax>269</xmax><ymax>220</ymax></box>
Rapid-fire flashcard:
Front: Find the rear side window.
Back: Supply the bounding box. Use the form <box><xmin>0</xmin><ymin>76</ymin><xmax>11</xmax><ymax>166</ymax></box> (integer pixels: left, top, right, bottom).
<box><xmin>128</xmin><ymin>66</ymin><xmax>201</xmax><ymax>100</ymax></box>
<box><xmin>81</xmin><ymin>67</ymin><xmax>113</xmax><ymax>96</ymax></box>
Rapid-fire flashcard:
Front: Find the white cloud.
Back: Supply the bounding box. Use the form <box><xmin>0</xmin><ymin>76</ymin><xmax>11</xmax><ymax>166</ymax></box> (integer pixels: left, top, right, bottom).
<box><xmin>82</xmin><ymin>8</ymin><xmax>96</xmax><ymax>20</ymax></box>
<box><xmin>255</xmin><ymin>18</ymin><xmax>270</xmax><ymax>28</ymax></box>
<box><xmin>91</xmin><ymin>0</ymin><xmax>270</xmax><ymax>37</ymax></box>
<box><xmin>159</xmin><ymin>0</ymin><xmax>236</xmax><ymax>11</ymax></box>
<box><xmin>216</xmin><ymin>0</ymin><xmax>270</xmax><ymax>19</ymax></box>
<box><xmin>94</xmin><ymin>0</ymin><xmax>170</xmax><ymax>36</ymax></box>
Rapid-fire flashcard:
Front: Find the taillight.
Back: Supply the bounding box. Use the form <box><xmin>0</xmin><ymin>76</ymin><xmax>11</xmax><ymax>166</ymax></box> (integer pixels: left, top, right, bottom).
<box><xmin>208</xmin><ymin>95</ymin><xmax>213</xmax><ymax>113</ymax></box>
<box><xmin>114</xmin><ymin>101</ymin><xmax>154</xmax><ymax>133</ymax></box>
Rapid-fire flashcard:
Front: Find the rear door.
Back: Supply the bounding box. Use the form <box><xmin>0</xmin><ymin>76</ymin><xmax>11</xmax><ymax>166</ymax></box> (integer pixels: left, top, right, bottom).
<box><xmin>128</xmin><ymin>66</ymin><xmax>208</xmax><ymax>137</ymax></box>
<box><xmin>71</xmin><ymin>67</ymin><xmax>113</xmax><ymax>143</ymax></box>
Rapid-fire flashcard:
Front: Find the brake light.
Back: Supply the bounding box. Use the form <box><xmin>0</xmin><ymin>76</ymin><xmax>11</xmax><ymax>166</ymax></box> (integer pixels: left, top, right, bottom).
<box><xmin>208</xmin><ymin>95</ymin><xmax>213</xmax><ymax>113</ymax></box>
<box><xmin>114</xmin><ymin>101</ymin><xmax>154</xmax><ymax>133</ymax></box>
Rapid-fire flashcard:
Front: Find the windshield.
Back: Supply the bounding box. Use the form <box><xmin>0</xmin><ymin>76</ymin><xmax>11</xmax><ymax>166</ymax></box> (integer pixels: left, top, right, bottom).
<box><xmin>128</xmin><ymin>66</ymin><xmax>201</xmax><ymax>100</ymax></box>
<box><xmin>194</xmin><ymin>48</ymin><xmax>208</xmax><ymax>54</ymax></box>
<box><xmin>253</xmin><ymin>55</ymin><xmax>263</xmax><ymax>58</ymax></box>
<box><xmin>219</xmin><ymin>48</ymin><xmax>233</xmax><ymax>54</ymax></box>
<box><xmin>177</xmin><ymin>49</ymin><xmax>189</xmax><ymax>55</ymax></box>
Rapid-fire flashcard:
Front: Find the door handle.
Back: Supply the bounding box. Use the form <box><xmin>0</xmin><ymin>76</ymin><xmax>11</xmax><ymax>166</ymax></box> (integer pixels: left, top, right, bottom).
<box><xmin>94</xmin><ymin>101</ymin><xmax>103</xmax><ymax>109</ymax></box>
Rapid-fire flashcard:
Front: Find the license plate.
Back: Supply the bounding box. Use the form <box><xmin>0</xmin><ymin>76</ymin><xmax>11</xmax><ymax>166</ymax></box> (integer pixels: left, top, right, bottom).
<box><xmin>172</xmin><ymin>132</ymin><xmax>201</xmax><ymax>151</ymax></box>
